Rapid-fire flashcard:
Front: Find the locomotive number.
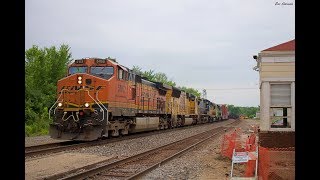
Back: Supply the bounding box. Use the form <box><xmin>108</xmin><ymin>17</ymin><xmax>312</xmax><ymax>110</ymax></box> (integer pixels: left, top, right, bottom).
<box><xmin>60</xmin><ymin>85</ymin><xmax>105</xmax><ymax>92</ymax></box>
<box><xmin>95</xmin><ymin>59</ymin><xmax>106</xmax><ymax>64</ymax></box>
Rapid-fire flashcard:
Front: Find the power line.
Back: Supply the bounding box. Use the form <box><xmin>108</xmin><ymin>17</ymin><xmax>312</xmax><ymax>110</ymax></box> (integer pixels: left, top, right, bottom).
<box><xmin>204</xmin><ymin>88</ymin><xmax>258</xmax><ymax>90</ymax></box>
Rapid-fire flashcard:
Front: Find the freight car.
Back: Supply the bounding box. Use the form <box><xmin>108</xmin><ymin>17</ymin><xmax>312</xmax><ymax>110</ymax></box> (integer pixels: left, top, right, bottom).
<box><xmin>49</xmin><ymin>57</ymin><xmax>228</xmax><ymax>141</ymax></box>
<box><xmin>198</xmin><ymin>98</ymin><xmax>220</xmax><ymax>123</ymax></box>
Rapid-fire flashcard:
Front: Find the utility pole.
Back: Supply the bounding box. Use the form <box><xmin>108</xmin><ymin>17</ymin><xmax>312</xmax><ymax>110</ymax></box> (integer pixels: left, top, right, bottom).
<box><xmin>202</xmin><ymin>89</ymin><xmax>207</xmax><ymax>99</ymax></box>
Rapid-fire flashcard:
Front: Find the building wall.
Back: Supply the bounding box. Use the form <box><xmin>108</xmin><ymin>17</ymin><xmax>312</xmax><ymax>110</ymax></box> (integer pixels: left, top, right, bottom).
<box><xmin>260</xmin><ymin>62</ymin><xmax>295</xmax><ymax>79</ymax></box>
<box><xmin>259</xmin><ymin>131</ymin><xmax>295</xmax><ymax>148</ymax></box>
<box><xmin>258</xmin><ymin>52</ymin><xmax>295</xmax><ymax>132</ymax></box>
<box><xmin>260</xmin><ymin>82</ymin><xmax>270</xmax><ymax>131</ymax></box>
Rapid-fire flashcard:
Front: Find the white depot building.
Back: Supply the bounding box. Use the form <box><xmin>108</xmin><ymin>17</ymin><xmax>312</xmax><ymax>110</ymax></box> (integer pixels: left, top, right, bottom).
<box><xmin>253</xmin><ymin>39</ymin><xmax>295</xmax><ymax>148</ymax></box>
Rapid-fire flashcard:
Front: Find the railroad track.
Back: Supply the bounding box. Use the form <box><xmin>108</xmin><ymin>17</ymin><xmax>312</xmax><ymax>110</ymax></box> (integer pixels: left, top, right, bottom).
<box><xmin>25</xmin><ymin>120</ymin><xmax>235</xmax><ymax>158</ymax></box>
<box><xmin>25</xmin><ymin>141</ymin><xmax>86</xmax><ymax>157</ymax></box>
<box><xmin>44</xmin><ymin>120</ymin><xmax>240</xmax><ymax>180</ymax></box>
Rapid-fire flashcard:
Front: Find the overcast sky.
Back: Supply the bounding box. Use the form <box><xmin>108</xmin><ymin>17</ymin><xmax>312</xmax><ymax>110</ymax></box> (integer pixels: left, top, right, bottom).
<box><xmin>25</xmin><ymin>0</ymin><xmax>295</xmax><ymax>107</ymax></box>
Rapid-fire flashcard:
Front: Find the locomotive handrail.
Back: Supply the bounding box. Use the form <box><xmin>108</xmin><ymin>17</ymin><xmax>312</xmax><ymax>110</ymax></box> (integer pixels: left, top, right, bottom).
<box><xmin>62</xmin><ymin>111</ymin><xmax>79</xmax><ymax>122</ymax></box>
<box><xmin>96</xmin><ymin>91</ymin><xmax>109</xmax><ymax>124</ymax></box>
<box><xmin>49</xmin><ymin>89</ymin><xmax>69</xmax><ymax>120</ymax></box>
<box><xmin>83</xmin><ymin>89</ymin><xmax>106</xmax><ymax>123</ymax></box>
<box><xmin>49</xmin><ymin>88</ymin><xmax>107</xmax><ymax>124</ymax></box>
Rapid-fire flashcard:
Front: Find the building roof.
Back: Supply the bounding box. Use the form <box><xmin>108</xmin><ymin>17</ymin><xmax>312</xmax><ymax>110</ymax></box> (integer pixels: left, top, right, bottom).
<box><xmin>262</xmin><ymin>39</ymin><xmax>295</xmax><ymax>51</ymax></box>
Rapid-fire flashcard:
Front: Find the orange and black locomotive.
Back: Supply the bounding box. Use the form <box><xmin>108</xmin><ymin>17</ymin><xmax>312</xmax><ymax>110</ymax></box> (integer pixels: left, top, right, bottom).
<box><xmin>49</xmin><ymin>57</ymin><xmax>228</xmax><ymax>141</ymax></box>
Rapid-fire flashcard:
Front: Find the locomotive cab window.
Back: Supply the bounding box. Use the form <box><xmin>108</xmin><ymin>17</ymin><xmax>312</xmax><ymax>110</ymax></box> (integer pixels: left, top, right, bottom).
<box><xmin>124</xmin><ymin>71</ymin><xmax>128</xmax><ymax>80</ymax></box>
<box><xmin>69</xmin><ymin>66</ymin><xmax>88</xmax><ymax>75</ymax></box>
<box><xmin>118</xmin><ymin>67</ymin><xmax>129</xmax><ymax>80</ymax></box>
<box><xmin>90</xmin><ymin>66</ymin><xmax>114</xmax><ymax>79</ymax></box>
<box><xmin>118</xmin><ymin>69</ymin><xmax>124</xmax><ymax>80</ymax></box>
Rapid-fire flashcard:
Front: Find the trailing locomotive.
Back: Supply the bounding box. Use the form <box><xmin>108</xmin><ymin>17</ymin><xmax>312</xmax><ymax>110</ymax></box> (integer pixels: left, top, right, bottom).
<box><xmin>49</xmin><ymin>57</ymin><xmax>228</xmax><ymax>141</ymax></box>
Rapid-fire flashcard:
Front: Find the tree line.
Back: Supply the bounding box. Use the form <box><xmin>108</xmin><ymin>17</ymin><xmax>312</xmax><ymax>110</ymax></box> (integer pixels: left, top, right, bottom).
<box><xmin>227</xmin><ymin>105</ymin><xmax>259</xmax><ymax>119</ymax></box>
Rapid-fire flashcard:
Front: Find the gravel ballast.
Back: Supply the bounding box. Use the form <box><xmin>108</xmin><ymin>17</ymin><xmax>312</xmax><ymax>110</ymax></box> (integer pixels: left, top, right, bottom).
<box><xmin>26</xmin><ymin>119</ymin><xmax>257</xmax><ymax>179</ymax></box>
<box><xmin>25</xmin><ymin>135</ymin><xmax>69</xmax><ymax>147</ymax></box>
<box><xmin>70</xmin><ymin>119</ymin><xmax>236</xmax><ymax>158</ymax></box>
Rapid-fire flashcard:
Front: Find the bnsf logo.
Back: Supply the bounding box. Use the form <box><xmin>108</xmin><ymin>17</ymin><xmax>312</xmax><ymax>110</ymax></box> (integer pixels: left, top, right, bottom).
<box><xmin>59</xmin><ymin>86</ymin><xmax>105</xmax><ymax>92</ymax></box>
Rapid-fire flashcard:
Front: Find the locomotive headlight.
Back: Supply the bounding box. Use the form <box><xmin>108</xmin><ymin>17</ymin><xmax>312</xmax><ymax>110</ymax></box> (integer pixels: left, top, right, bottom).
<box><xmin>58</xmin><ymin>102</ymin><xmax>63</xmax><ymax>107</ymax></box>
<box><xmin>78</xmin><ymin>76</ymin><xmax>82</xmax><ymax>80</ymax></box>
<box><xmin>84</xmin><ymin>103</ymin><xmax>90</xmax><ymax>107</ymax></box>
<box><xmin>78</xmin><ymin>80</ymin><xmax>82</xmax><ymax>84</ymax></box>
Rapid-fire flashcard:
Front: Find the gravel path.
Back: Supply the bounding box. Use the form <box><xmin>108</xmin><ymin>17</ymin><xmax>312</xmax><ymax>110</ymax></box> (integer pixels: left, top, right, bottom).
<box><xmin>141</xmin><ymin>119</ymin><xmax>260</xmax><ymax>180</ymax></box>
<box><xmin>25</xmin><ymin>135</ymin><xmax>69</xmax><ymax>147</ymax></box>
<box><xmin>25</xmin><ymin>152</ymin><xmax>112</xmax><ymax>180</ymax></box>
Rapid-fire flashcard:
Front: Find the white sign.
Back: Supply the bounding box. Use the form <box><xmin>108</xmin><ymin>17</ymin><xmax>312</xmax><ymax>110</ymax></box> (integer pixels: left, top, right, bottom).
<box><xmin>232</xmin><ymin>152</ymin><xmax>248</xmax><ymax>163</ymax></box>
<box><xmin>248</xmin><ymin>151</ymin><xmax>258</xmax><ymax>160</ymax></box>
<box><xmin>230</xmin><ymin>148</ymin><xmax>259</xmax><ymax>178</ymax></box>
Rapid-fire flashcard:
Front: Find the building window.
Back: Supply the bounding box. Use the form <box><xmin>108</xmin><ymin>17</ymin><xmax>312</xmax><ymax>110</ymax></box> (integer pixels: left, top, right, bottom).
<box><xmin>270</xmin><ymin>83</ymin><xmax>291</xmax><ymax>128</ymax></box>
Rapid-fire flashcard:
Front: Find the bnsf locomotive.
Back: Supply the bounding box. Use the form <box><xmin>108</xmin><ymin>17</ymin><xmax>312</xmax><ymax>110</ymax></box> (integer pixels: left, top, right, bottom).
<box><xmin>49</xmin><ymin>57</ymin><xmax>228</xmax><ymax>141</ymax></box>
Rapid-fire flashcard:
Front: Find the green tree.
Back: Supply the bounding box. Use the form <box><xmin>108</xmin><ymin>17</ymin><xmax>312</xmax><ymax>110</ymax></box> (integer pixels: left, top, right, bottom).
<box><xmin>131</xmin><ymin>65</ymin><xmax>176</xmax><ymax>86</ymax></box>
<box><xmin>154</xmin><ymin>72</ymin><xmax>168</xmax><ymax>83</ymax></box>
<box><xmin>142</xmin><ymin>69</ymin><xmax>156</xmax><ymax>81</ymax></box>
<box><xmin>25</xmin><ymin>44</ymin><xmax>72</xmax><ymax>136</ymax></box>
<box><xmin>132</xmin><ymin>65</ymin><xmax>143</xmax><ymax>75</ymax></box>
<box><xmin>227</xmin><ymin>105</ymin><xmax>259</xmax><ymax>119</ymax></box>
<box><xmin>153</xmin><ymin>72</ymin><xmax>176</xmax><ymax>87</ymax></box>
<box><xmin>179</xmin><ymin>86</ymin><xmax>201</xmax><ymax>98</ymax></box>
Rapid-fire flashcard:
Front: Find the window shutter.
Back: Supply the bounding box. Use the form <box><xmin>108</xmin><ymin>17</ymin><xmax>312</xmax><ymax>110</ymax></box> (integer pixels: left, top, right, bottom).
<box><xmin>270</xmin><ymin>84</ymin><xmax>291</xmax><ymax>106</ymax></box>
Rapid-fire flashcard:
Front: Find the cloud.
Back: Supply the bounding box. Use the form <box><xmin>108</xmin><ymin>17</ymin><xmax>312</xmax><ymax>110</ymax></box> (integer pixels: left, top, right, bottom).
<box><xmin>26</xmin><ymin>0</ymin><xmax>294</xmax><ymax>106</ymax></box>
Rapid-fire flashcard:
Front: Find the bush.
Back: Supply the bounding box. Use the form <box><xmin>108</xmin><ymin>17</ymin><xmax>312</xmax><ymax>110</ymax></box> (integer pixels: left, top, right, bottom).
<box><xmin>25</xmin><ymin>44</ymin><xmax>71</xmax><ymax>136</ymax></box>
<box><xmin>25</xmin><ymin>107</ymin><xmax>51</xmax><ymax>136</ymax></box>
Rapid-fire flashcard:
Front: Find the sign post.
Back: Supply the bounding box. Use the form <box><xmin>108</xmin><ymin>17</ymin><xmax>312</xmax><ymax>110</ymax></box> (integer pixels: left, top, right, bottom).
<box><xmin>230</xmin><ymin>149</ymin><xmax>249</xmax><ymax>177</ymax></box>
<box><xmin>230</xmin><ymin>149</ymin><xmax>235</xmax><ymax>177</ymax></box>
<box><xmin>255</xmin><ymin>146</ymin><xmax>258</xmax><ymax>178</ymax></box>
<box><xmin>230</xmin><ymin>148</ymin><xmax>258</xmax><ymax>178</ymax></box>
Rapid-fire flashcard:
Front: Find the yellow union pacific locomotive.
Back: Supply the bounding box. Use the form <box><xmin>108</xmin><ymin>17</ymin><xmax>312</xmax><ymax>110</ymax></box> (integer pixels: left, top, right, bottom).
<box><xmin>49</xmin><ymin>57</ymin><xmax>227</xmax><ymax>141</ymax></box>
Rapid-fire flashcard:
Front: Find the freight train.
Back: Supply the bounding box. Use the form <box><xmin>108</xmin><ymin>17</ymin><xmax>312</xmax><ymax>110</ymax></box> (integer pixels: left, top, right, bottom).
<box><xmin>49</xmin><ymin>57</ymin><xmax>229</xmax><ymax>141</ymax></box>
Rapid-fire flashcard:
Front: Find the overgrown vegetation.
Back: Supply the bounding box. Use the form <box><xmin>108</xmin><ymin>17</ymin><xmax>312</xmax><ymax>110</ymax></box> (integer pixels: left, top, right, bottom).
<box><xmin>227</xmin><ymin>105</ymin><xmax>259</xmax><ymax>119</ymax></box>
<box><xmin>25</xmin><ymin>45</ymin><xmax>72</xmax><ymax>136</ymax></box>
